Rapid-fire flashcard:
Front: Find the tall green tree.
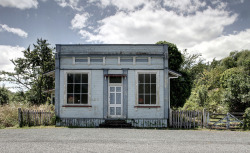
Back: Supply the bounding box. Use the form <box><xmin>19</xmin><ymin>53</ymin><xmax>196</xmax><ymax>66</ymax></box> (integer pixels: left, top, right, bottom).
<box><xmin>156</xmin><ymin>41</ymin><xmax>191</xmax><ymax>108</ymax></box>
<box><xmin>1</xmin><ymin>38</ymin><xmax>55</xmax><ymax>104</ymax></box>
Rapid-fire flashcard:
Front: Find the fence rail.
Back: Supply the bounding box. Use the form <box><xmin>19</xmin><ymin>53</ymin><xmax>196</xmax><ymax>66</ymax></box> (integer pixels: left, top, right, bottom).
<box><xmin>18</xmin><ymin>108</ymin><xmax>55</xmax><ymax>127</ymax></box>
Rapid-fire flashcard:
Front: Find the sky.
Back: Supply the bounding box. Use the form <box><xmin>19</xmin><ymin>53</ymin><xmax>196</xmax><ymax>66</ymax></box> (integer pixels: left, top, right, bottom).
<box><xmin>0</xmin><ymin>0</ymin><xmax>250</xmax><ymax>73</ymax></box>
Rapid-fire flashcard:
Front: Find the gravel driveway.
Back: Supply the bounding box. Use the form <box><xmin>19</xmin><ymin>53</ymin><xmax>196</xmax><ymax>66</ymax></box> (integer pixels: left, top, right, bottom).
<box><xmin>0</xmin><ymin>128</ymin><xmax>249</xmax><ymax>153</ymax></box>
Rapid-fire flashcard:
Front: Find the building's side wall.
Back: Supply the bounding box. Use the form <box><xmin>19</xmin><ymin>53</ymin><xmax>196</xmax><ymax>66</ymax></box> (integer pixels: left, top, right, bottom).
<box><xmin>59</xmin><ymin>70</ymin><xmax>104</xmax><ymax>118</ymax></box>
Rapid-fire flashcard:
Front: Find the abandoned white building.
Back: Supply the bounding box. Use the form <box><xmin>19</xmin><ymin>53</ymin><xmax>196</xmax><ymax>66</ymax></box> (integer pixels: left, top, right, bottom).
<box><xmin>54</xmin><ymin>44</ymin><xmax>181</xmax><ymax>127</ymax></box>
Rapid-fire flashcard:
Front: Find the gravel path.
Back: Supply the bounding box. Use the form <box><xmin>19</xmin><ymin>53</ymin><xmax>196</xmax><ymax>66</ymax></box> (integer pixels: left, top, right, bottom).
<box><xmin>0</xmin><ymin>128</ymin><xmax>249</xmax><ymax>153</ymax></box>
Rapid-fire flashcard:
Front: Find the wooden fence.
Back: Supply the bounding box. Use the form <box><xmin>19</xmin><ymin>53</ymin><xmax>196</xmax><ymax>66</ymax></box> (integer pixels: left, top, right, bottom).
<box><xmin>18</xmin><ymin>108</ymin><xmax>55</xmax><ymax>127</ymax></box>
<box><xmin>208</xmin><ymin>112</ymin><xmax>245</xmax><ymax>129</ymax></box>
<box><xmin>170</xmin><ymin>109</ymin><xmax>245</xmax><ymax>129</ymax></box>
<box><xmin>170</xmin><ymin>109</ymin><xmax>209</xmax><ymax>129</ymax></box>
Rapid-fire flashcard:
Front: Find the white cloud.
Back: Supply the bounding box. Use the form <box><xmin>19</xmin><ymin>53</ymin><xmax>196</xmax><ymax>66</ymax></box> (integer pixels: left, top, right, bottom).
<box><xmin>55</xmin><ymin>0</ymin><xmax>83</xmax><ymax>11</ymax></box>
<box><xmin>0</xmin><ymin>0</ymin><xmax>38</xmax><ymax>10</ymax></box>
<box><xmin>74</xmin><ymin>0</ymin><xmax>249</xmax><ymax>61</ymax></box>
<box><xmin>79</xmin><ymin>1</ymin><xmax>237</xmax><ymax>47</ymax></box>
<box><xmin>71</xmin><ymin>13</ymin><xmax>89</xmax><ymax>29</ymax></box>
<box><xmin>164</xmin><ymin>0</ymin><xmax>206</xmax><ymax>14</ymax></box>
<box><xmin>0</xmin><ymin>24</ymin><xmax>28</xmax><ymax>38</ymax></box>
<box><xmin>189</xmin><ymin>29</ymin><xmax>250</xmax><ymax>61</ymax></box>
<box><xmin>92</xmin><ymin>0</ymin><xmax>147</xmax><ymax>11</ymax></box>
<box><xmin>0</xmin><ymin>45</ymin><xmax>24</xmax><ymax>72</ymax></box>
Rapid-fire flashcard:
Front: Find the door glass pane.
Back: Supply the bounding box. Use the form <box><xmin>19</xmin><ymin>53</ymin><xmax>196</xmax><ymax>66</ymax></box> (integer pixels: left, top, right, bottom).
<box><xmin>110</xmin><ymin>93</ymin><xmax>115</xmax><ymax>104</ymax></box>
<box><xmin>116</xmin><ymin>107</ymin><xmax>121</xmax><ymax>115</ymax></box>
<box><xmin>110</xmin><ymin>87</ymin><xmax>115</xmax><ymax>92</ymax></box>
<box><xmin>116</xmin><ymin>93</ymin><xmax>121</xmax><ymax>104</ymax></box>
<box><xmin>110</xmin><ymin>107</ymin><xmax>115</xmax><ymax>115</ymax></box>
<box><xmin>116</xmin><ymin>87</ymin><xmax>121</xmax><ymax>92</ymax></box>
<box><xmin>145</xmin><ymin>95</ymin><xmax>150</xmax><ymax>104</ymax></box>
<box><xmin>74</xmin><ymin>94</ymin><xmax>80</xmax><ymax>104</ymax></box>
<box><xmin>75</xmin><ymin>74</ymin><xmax>81</xmax><ymax>83</ymax></box>
<box><xmin>109</xmin><ymin>77</ymin><xmax>122</xmax><ymax>83</ymax></box>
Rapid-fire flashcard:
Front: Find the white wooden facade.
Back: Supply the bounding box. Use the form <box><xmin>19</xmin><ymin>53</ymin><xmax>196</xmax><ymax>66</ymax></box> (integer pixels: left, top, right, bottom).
<box><xmin>55</xmin><ymin>44</ymin><xmax>181</xmax><ymax>127</ymax></box>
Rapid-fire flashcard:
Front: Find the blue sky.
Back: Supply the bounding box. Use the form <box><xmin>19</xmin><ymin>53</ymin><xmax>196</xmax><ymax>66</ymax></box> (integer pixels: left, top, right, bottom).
<box><xmin>0</xmin><ymin>0</ymin><xmax>250</xmax><ymax>72</ymax></box>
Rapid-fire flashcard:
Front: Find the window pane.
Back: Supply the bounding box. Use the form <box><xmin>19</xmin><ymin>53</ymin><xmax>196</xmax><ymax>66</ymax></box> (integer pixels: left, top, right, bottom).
<box><xmin>116</xmin><ymin>93</ymin><xmax>121</xmax><ymax>104</ymax></box>
<box><xmin>74</xmin><ymin>94</ymin><xmax>80</xmax><ymax>104</ymax></box>
<box><xmin>82</xmin><ymin>74</ymin><xmax>88</xmax><ymax>83</ymax></box>
<box><xmin>151</xmin><ymin>74</ymin><xmax>156</xmax><ymax>83</ymax></box>
<box><xmin>145</xmin><ymin>74</ymin><xmax>150</xmax><ymax>83</ymax></box>
<box><xmin>151</xmin><ymin>95</ymin><xmax>156</xmax><ymax>104</ymax></box>
<box><xmin>67</xmin><ymin>84</ymin><xmax>73</xmax><ymax>93</ymax></box>
<box><xmin>74</xmin><ymin>84</ymin><xmax>80</xmax><ymax>93</ymax></box>
<box><xmin>110</xmin><ymin>93</ymin><xmax>115</xmax><ymax>104</ymax></box>
<box><xmin>110</xmin><ymin>87</ymin><xmax>115</xmax><ymax>92</ymax></box>
<box><xmin>145</xmin><ymin>95</ymin><xmax>150</xmax><ymax>104</ymax></box>
<box><xmin>67</xmin><ymin>74</ymin><xmax>74</xmax><ymax>83</ymax></box>
<box><xmin>139</xmin><ymin>74</ymin><xmax>144</xmax><ymax>83</ymax></box>
<box><xmin>139</xmin><ymin>84</ymin><xmax>144</xmax><ymax>94</ymax></box>
<box><xmin>109</xmin><ymin>77</ymin><xmax>122</xmax><ymax>83</ymax></box>
<box><xmin>151</xmin><ymin>84</ymin><xmax>156</xmax><ymax>94</ymax></box>
<box><xmin>81</xmin><ymin>94</ymin><xmax>88</xmax><ymax>104</ymax></box>
<box><xmin>75</xmin><ymin>74</ymin><xmax>81</xmax><ymax>83</ymax></box>
<box><xmin>116</xmin><ymin>87</ymin><xmax>121</xmax><ymax>92</ymax></box>
<box><xmin>110</xmin><ymin>107</ymin><xmax>115</xmax><ymax>115</ymax></box>
<box><xmin>138</xmin><ymin>95</ymin><xmax>144</xmax><ymax>104</ymax></box>
<box><xmin>81</xmin><ymin>84</ymin><xmax>88</xmax><ymax>93</ymax></box>
<box><xmin>67</xmin><ymin>94</ymin><xmax>74</xmax><ymax>104</ymax></box>
<box><xmin>145</xmin><ymin>84</ymin><xmax>150</xmax><ymax>93</ymax></box>
<box><xmin>116</xmin><ymin>107</ymin><xmax>121</xmax><ymax>115</ymax></box>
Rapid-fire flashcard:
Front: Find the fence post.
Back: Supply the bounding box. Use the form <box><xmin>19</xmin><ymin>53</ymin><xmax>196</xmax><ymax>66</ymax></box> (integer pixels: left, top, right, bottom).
<box><xmin>169</xmin><ymin>109</ymin><xmax>172</xmax><ymax>127</ymax></box>
<box><xmin>203</xmin><ymin>109</ymin><xmax>206</xmax><ymax>128</ymax></box>
<box><xmin>27</xmin><ymin>110</ymin><xmax>30</xmax><ymax>127</ymax></box>
<box><xmin>18</xmin><ymin>108</ymin><xmax>23</xmax><ymax>127</ymax></box>
<box><xmin>226</xmin><ymin>112</ymin><xmax>230</xmax><ymax>129</ymax></box>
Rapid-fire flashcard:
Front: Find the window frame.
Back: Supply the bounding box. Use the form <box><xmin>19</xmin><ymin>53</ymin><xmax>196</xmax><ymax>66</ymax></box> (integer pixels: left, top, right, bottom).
<box><xmin>135</xmin><ymin>70</ymin><xmax>159</xmax><ymax>106</ymax></box>
<box><xmin>64</xmin><ymin>70</ymin><xmax>91</xmax><ymax>106</ymax></box>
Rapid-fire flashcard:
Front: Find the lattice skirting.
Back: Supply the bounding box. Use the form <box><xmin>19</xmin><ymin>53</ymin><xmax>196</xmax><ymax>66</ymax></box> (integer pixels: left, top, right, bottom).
<box><xmin>57</xmin><ymin>118</ymin><xmax>168</xmax><ymax>128</ymax></box>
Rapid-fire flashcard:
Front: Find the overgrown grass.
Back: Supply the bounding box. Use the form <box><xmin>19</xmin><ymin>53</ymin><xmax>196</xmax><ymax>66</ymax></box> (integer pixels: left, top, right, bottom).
<box><xmin>0</xmin><ymin>102</ymin><xmax>54</xmax><ymax>129</ymax></box>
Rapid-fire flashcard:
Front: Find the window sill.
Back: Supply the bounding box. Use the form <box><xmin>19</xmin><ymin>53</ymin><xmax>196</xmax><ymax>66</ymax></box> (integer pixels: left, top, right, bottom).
<box><xmin>134</xmin><ymin>106</ymin><xmax>161</xmax><ymax>108</ymax></box>
<box><xmin>62</xmin><ymin>105</ymin><xmax>92</xmax><ymax>107</ymax></box>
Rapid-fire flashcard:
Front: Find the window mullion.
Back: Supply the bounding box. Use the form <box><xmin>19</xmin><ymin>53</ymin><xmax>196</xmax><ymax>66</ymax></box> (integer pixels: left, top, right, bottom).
<box><xmin>73</xmin><ymin>74</ymin><xmax>75</xmax><ymax>104</ymax></box>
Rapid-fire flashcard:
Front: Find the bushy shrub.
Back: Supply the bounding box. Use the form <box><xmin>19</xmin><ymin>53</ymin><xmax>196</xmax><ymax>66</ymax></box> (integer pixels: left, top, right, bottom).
<box><xmin>0</xmin><ymin>102</ymin><xmax>54</xmax><ymax>129</ymax></box>
<box><xmin>244</xmin><ymin>107</ymin><xmax>250</xmax><ymax>130</ymax></box>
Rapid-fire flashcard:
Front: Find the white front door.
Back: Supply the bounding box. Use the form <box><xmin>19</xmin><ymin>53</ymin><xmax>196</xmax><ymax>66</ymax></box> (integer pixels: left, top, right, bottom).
<box><xmin>108</xmin><ymin>86</ymin><xmax>123</xmax><ymax>118</ymax></box>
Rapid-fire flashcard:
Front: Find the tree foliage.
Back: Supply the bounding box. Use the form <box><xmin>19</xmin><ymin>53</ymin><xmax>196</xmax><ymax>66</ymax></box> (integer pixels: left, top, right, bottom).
<box><xmin>183</xmin><ymin>50</ymin><xmax>250</xmax><ymax>112</ymax></box>
<box><xmin>1</xmin><ymin>38</ymin><xmax>55</xmax><ymax>104</ymax></box>
<box><xmin>156</xmin><ymin>41</ymin><xmax>192</xmax><ymax>108</ymax></box>
<box><xmin>0</xmin><ymin>86</ymin><xmax>10</xmax><ymax>105</ymax></box>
